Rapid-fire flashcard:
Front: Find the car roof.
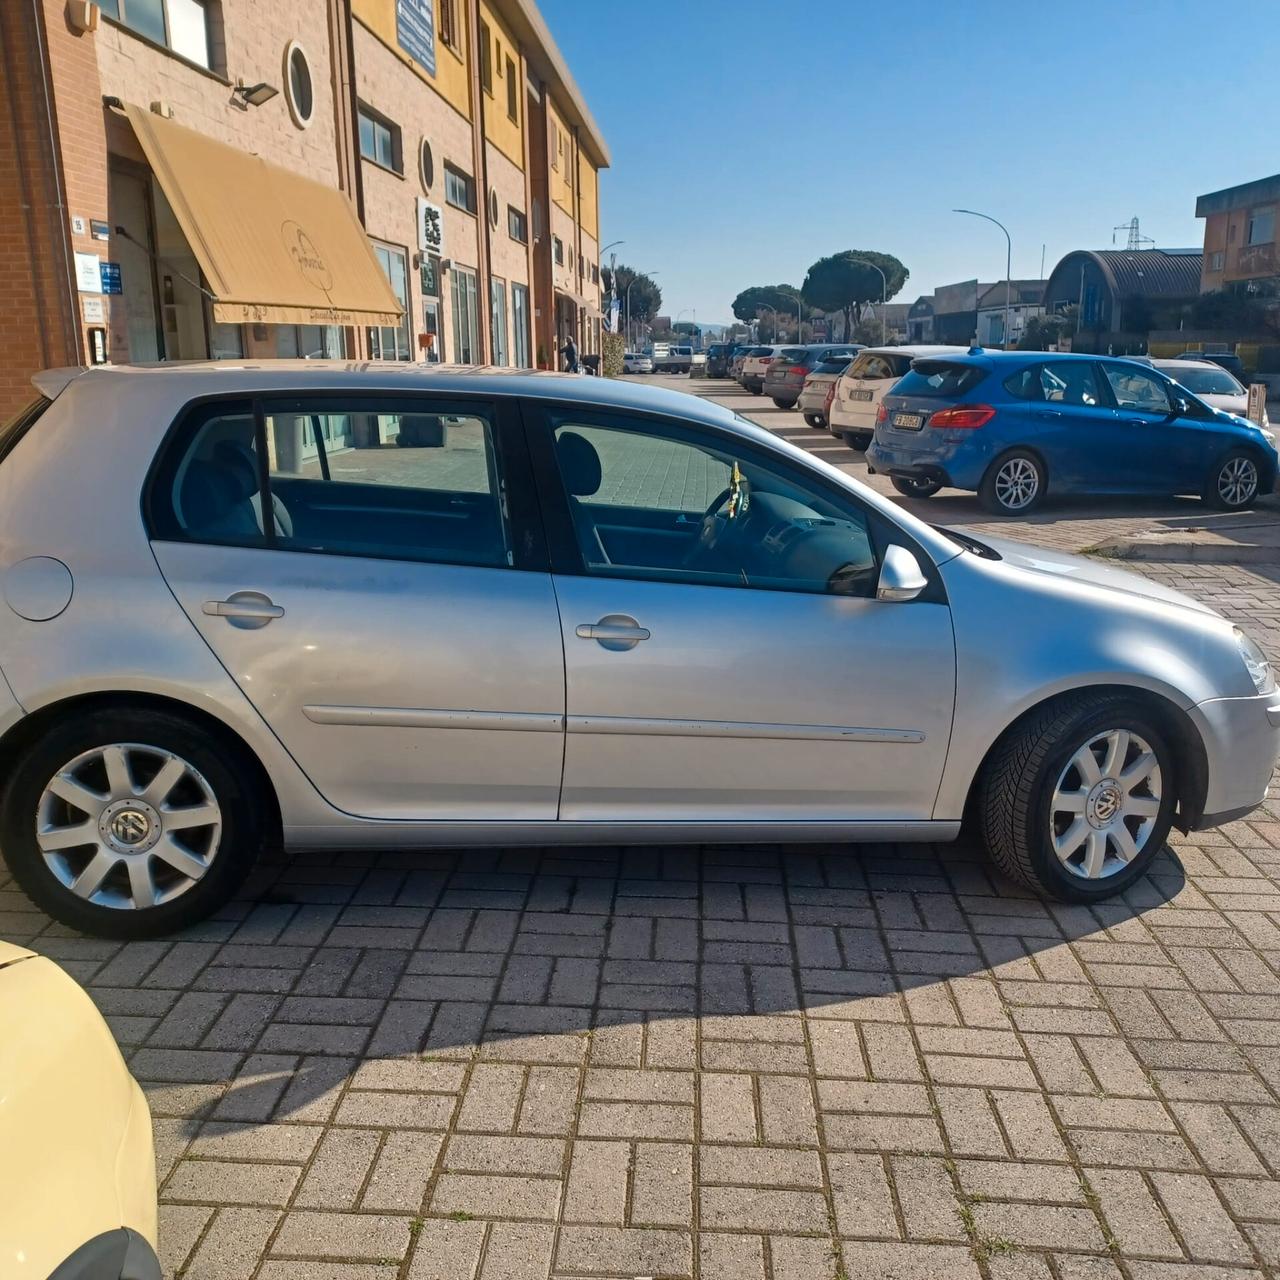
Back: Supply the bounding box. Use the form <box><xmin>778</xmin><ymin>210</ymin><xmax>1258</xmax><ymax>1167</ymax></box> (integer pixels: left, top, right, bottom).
<box><xmin>856</xmin><ymin>345</ymin><xmax>969</xmax><ymax>358</ymax></box>
<box><xmin>1153</xmin><ymin>358</ymin><xmax>1218</xmax><ymax>369</ymax></box>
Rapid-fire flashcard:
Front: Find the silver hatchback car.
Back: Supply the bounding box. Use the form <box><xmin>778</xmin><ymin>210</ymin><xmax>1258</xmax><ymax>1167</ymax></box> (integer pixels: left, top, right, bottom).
<box><xmin>1</xmin><ymin>364</ymin><xmax>1277</xmax><ymax>938</ymax></box>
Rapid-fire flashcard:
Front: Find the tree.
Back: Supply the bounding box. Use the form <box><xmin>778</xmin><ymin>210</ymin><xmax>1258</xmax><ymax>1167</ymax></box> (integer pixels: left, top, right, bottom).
<box><xmin>1191</xmin><ymin>289</ymin><xmax>1279</xmax><ymax>338</ymax></box>
<box><xmin>800</xmin><ymin>251</ymin><xmax>909</xmax><ymax>341</ymax></box>
<box><xmin>1017</xmin><ymin>312</ymin><xmax>1073</xmax><ymax>351</ymax></box>
<box><xmin>732</xmin><ymin>284</ymin><xmax>802</xmax><ymax>333</ymax></box>
<box><xmin>602</xmin><ymin>265</ymin><xmax>662</xmax><ymax>326</ymax></box>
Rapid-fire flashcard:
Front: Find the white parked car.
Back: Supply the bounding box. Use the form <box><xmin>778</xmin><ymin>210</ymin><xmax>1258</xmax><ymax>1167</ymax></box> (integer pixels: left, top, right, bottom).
<box><xmin>1153</xmin><ymin>359</ymin><xmax>1267</xmax><ymax>426</ymax></box>
<box><xmin>622</xmin><ymin>351</ymin><xmax>653</xmax><ymax>374</ymax></box>
<box><xmin>739</xmin><ymin>344</ymin><xmax>787</xmax><ymax>394</ymax></box>
<box><xmin>830</xmin><ymin>346</ymin><xmax>968</xmax><ymax>448</ymax></box>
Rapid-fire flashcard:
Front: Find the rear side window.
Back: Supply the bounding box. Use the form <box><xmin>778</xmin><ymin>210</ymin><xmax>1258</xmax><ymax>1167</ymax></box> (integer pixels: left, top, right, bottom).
<box><xmin>0</xmin><ymin>395</ymin><xmax>50</xmax><ymax>467</ymax></box>
<box><xmin>779</xmin><ymin>348</ymin><xmax>809</xmax><ymax>362</ymax></box>
<box><xmin>894</xmin><ymin>361</ymin><xmax>987</xmax><ymax>398</ymax></box>
<box><xmin>748</xmin><ymin>346</ymin><xmax>772</xmax><ymax>357</ymax></box>
<box><xmin>815</xmin><ymin>357</ymin><xmax>853</xmax><ymax>374</ymax></box>
<box><xmin>149</xmin><ymin>398</ymin><xmax>512</xmax><ymax>569</ymax></box>
<box><xmin>1004</xmin><ymin>362</ymin><xmax>1102</xmax><ymax>406</ymax></box>
<box><xmin>848</xmin><ymin>354</ymin><xmax>901</xmax><ymax>380</ymax></box>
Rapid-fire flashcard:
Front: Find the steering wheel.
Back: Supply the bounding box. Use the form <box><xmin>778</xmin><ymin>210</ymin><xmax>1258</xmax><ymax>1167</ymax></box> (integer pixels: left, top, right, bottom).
<box><xmin>686</xmin><ymin>466</ymin><xmax>750</xmax><ymax>566</ymax></box>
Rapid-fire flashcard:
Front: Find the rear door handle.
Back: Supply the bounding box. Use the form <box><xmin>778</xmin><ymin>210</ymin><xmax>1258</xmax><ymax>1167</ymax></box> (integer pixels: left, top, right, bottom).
<box><xmin>1124</xmin><ymin>417</ymin><xmax>1149</xmax><ymax>427</ymax></box>
<box><xmin>1033</xmin><ymin>410</ymin><xmax>1064</xmax><ymax>419</ymax></box>
<box><xmin>203</xmin><ymin>591</ymin><xmax>284</xmax><ymax>629</ymax></box>
<box><xmin>575</xmin><ymin>614</ymin><xmax>650</xmax><ymax>651</ymax></box>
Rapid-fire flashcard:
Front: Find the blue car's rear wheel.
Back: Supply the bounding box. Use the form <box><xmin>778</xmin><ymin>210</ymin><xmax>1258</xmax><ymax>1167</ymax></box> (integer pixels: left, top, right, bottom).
<box><xmin>980</xmin><ymin>449</ymin><xmax>1045</xmax><ymax>515</ymax></box>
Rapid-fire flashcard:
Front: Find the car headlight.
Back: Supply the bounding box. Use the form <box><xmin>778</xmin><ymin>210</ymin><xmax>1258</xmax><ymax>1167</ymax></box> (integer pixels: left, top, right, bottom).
<box><xmin>1236</xmin><ymin>627</ymin><xmax>1275</xmax><ymax>694</ymax></box>
<box><xmin>1261</xmin><ymin>427</ymin><xmax>1276</xmax><ymax>447</ymax></box>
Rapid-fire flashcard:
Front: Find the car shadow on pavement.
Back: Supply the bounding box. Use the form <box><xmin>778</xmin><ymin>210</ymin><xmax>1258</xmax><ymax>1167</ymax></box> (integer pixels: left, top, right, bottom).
<box><xmin>2</xmin><ymin>833</ymin><xmax>1188</xmax><ymax>1139</ymax></box>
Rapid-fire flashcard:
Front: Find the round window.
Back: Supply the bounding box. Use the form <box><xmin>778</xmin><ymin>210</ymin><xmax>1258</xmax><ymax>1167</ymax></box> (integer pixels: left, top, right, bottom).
<box><xmin>419</xmin><ymin>139</ymin><xmax>434</xmax><ymax>193</ymax></box>
<box><xmin>284</xmin><ymin>42</ymin><xmax>314</xmax><ymax>128</ymax></box>
<box><xmin>488</xmin><ymin>188</ymin><xmax>499</xmax><ymax>229</ymax></box>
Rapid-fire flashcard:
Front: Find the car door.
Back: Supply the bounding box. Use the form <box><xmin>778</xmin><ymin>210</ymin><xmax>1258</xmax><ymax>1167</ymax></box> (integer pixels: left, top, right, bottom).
<box><xmin>1094</xmin><ymin>361</ymin><xmax>1186</xmax><ymax>492</ymax></box>
<box><xmin>148</xmin><ymin>393</ymin><xmax>565</xmax><ymax>821</ymax></box>
<box><xmin>524</xmin><ymin>402</ymin><xmax>957</xmax><ymax>823</ymax></box>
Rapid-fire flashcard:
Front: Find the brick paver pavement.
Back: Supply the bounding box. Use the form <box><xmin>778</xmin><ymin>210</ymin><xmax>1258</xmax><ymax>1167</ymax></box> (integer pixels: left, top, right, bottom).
<box><xmin>5</xmin><ymin>373</ymin><xmax>1280</xmax><ymax>1278</ymax></box>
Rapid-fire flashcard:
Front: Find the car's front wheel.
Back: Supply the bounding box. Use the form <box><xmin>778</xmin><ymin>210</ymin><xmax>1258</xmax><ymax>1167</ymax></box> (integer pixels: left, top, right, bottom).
<box><xmin>979</xmin><ymin>693</ymin><xmax>1176</xmax><ymax>902</ymax></box>
<box><xmin>1</xmin><ymin>707</ymin><xmax>264</xmax><ymax>938</ymax></box>
<box><xmin>803</xmin><ymin>414</ymin><xmax>824</xmax><ymax>429</ymax></box>
<box><xmin>980</xmin><ymin>449</ymin><xmax>1046</xmax><ymax>515</ymax></box>
<box><xmin>1204</xmin><ymin>448</ymin><xmax>1262</xmax><ymax>510</ymax></box>
<box><xmin>892</xmin><ymin>475</ymin><xmax>942</xmax><ymax>498</ymax></box>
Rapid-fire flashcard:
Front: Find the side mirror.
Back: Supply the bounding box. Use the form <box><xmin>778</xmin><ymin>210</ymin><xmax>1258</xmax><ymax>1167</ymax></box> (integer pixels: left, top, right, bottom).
<box><xmin>877</xmin><ymin>544</ymin><xmax>928</xmax><ymax>602</ymax></box>
<box><xmin>1173</xmin><ymin>396</ymin><xmax>1192</xmax><ymax>416</ymax></box>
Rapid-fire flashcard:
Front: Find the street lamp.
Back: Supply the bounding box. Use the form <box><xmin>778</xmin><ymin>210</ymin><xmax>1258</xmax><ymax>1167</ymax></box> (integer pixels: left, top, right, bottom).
<box><xmin>600</xmin><ymin>241</ymin><xmax>624</xmax><ymax>333</ymax></box>
<box><xmin>847</xmin><ymin>257</ymin><xmax>889</xmax><ymax>344</ymax></box>
<box><xmin>954</xmin><ymin>208</ymin><xmax>1012</xmax><ymax>349</ymax></box>
<box><xmin>624</xmin><ymin>270</ymin><xmax>659</xmax><ymax>350</ymax></box>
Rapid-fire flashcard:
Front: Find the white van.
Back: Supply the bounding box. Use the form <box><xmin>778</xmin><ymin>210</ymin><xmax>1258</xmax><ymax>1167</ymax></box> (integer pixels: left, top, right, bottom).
<box><xmin>829</xmin><ymin>345</ymin><xmax>968</xmax><ymax>448</ymax></box>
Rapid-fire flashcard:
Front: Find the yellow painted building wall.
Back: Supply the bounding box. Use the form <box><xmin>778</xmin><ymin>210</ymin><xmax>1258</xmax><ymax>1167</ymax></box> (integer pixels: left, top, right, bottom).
<box><xmin>547</xmin><ymin>98</ymin><xmax>574</xmax><ymax>218</ymax></box>
<box><xmin>577</xmin><ymin>152</ymin><xmax>598</xmax><ymax>240</ymax></box>
<box><xmin>351</xmin><ymin>0</ymin><xmax>472</xmax><ymax>120</ymax></box>
<box><xmin>479</xmin><ymin>1</ymin><xmax>523</xmax><ymax>169</ymax></box>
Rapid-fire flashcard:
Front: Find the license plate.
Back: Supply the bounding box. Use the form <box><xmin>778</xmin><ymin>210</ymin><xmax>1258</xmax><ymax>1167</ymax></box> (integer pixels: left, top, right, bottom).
<box><xmin>851</xmin><ymin>389</ymin><xmax>874</xmax><ymax>401</ymax></box>
<box><xmin>892</xmin><ymin>411</ymin><xmax>924</xmax><ymax>430</ymax></box>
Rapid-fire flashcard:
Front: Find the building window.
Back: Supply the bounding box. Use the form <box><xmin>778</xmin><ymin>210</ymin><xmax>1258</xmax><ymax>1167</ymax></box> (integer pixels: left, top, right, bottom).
<box><xmin>423</xmin><ymin>300</ymin><xmax>443</xmax><ymax>361</ymax></box>
<box><xmin>488</xmin><ymin>188</ymin><xmax>499</xmax><ymax>229</ymax></box>
<box><xmin>284</xmin><ymin>42</ymin><xmax>314</xmax><ymax>129</ymax></box>
<box><xmin>451</xmin><ymin>265</ymin><xmax>480</xmax><ymax>364</ymax></box>
<box><xmin>507</xmin><ymin>206</ymin><xmax>527</xmax><ymax>244</ymax></box>
<box><xmin>1247</xmin><ymin>207</ymin><xmax>1276</xmax><ymax>246</ymax></box>
<box><xmin>591</xmin><ymin>263</ymin><xmax>599</xmax><ymax>284</ymax></box>
<box><xmin>95</xmin><ymin>0</ymin><xmax>213</xmax><ymax>69</ymax></box>
<box><xmin>512</xmin><ymin>283</ymin><xmax>530</xmax><ymax>367</ymax></box>
<box><xmin>551</xmin><ymin>127</ymin><xmax>560</xmax><ymax>171</ymax></box>
<box><xmin>439</xmin><ymin>0</ymin><xmax>458</xmax><ymax>50</ymax></box>
<box><xmin>568</xmin><ymin>245</ymin><xmax>574</xmax><ymax>271</ymax></box>
<box><xmin>444</xmin><ymin>163</ymin><xmax>477</xmax><ymax>214</ymax></box>
<box><xmin>419</xmin><ymin>139</ymin><xmax>434</xmax><ymax>193</ymax></box>
<box><xmin>1210</xmin><ymin>250</ymin><xmax>1226</xmax><ymax>272</ymax></box>
<box><xmin>358</xmin><ymin>105</ymin><xmax>402</xmax><ymax>174</ymax></box>
<box><xmin>491</xmin><ymin>277</ymin><xmax>508</xmax><ymax>366</ymax></box>
<box><xmin>479</xmin><ymin>20</ymin><xmax>492</xmax><ymax>94</ymax></box>
<box><xmin>367</xmin><ymin>242</ymin><xmax>411</xmax><ymax>361</ymax></box>
<box><xmin>506</xmin><ymin>55</ymin><xmax>518</xmax><ymax>122</ymax></box>
<box><xmin>553</xmin><ymin>235</ymin><xmax>564</xmax><ymax>266</ymax></box>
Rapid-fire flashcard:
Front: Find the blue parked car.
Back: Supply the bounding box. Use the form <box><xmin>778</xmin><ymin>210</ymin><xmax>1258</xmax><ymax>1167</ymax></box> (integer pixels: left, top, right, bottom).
<box><xmin>866</xmin><ymin>349</ymin><xmax>1278</xmax><ymax>516</ymax></box>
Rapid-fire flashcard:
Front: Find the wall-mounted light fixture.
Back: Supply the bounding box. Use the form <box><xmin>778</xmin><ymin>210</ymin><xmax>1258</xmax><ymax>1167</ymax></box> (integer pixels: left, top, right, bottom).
<box><xmin>233</xmin><ymin>81</ymin><xmax>279</xmax><ymax>108</ymax></box>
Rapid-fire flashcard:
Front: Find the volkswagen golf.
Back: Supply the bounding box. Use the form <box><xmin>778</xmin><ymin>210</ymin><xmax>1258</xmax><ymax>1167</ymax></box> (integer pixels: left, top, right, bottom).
<box><xmin>0</xmin><ymin>364</ymin><xmax>1276</xmax><ymax>938</ymax></box>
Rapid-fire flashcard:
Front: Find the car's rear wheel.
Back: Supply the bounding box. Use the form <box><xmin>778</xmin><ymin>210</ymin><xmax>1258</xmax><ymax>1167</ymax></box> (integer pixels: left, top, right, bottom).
<box><xmin>980</xmin><ymin>449</ymin><xmax>1045</xmax><ymax>515</ymax></box>
<box><xmin>979</xmin><ymin>693</ymin><xmax>1176</xmax><ymax>902</ymax></box>
<box><xmin>0</xmin><ymin>708</ymin><xmax>264</xmax><ymax>938</ymax></box>
<box><xmin>1203</xmin><ymin>449</ymin><xmax>1261</xmax><ymax>510</ymax></box>
<box><xmin>842</xmin><ymin>432</ymin><xmax>872</xmax><ymax>451</ymax></box>
<box><xmin>804</xmin><ymin>414</ymin><xmax>824</xmax><ymax>429</ymax></box>
<box><xmin>892</xmin><ymin>475</ymin><xmax>942</xmax><ymax>498</ymax></box>
<box><xmin>771</xmin><ymin>398</ymin><xmax>790</xmax><ymax>408</ymax></box>
<box><xmin>749</xmin><ymin>387</ymin><xmax>762</xmax><ymax>395</ymax></box>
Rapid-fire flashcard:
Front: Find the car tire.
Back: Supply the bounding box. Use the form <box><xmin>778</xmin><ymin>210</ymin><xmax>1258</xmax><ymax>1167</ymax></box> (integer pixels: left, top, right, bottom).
<box><xmin>749</xmin><ymin>387</ymin><xmax>762</xmax><ymax>396</ymax></box>
<box><xmin>0</xmin><ymin>707</ymin><xmax>265</xmax><ymax>939</ymax></box>
<box><xmin>979</xmin><ymin>449</ymin><xmax>1046</xmax><ymax>515</ymax></box>
<box><xmin>978</xmin><ymin>692</ymin><xmax>1176</xmax><ymax>902</ymax></box>
<box><xmin>803</xmin><ymin>414</ymin><xmax>824</xmax><ymax>429</ymax></box>
<box><xmin>842</xmin><ymin>432</ymin><xmax>872</xmax><ymax>451</ymax></box>
<box><xmin>891</xmin><ymin>475</ymin><xmax>942</xmax><ymax>498</ymax></box>
<box><xmin>771</xmin><ymin>398</ymin><xmax>790</xmax><ymax>409</ymax></box>
<box><xmin>1203</xmin><ymin>448</ymin><xmax>1262</xmax><ymax>511</ymax></box>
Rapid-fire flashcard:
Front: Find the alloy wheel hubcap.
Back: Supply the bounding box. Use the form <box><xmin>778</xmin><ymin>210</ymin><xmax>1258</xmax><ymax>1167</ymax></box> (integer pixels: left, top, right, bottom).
<box><xmin>36</xmin><ymin>743</ymin><xmax>221</xmax><ymax>910</ymax></box>
<box><xmin>995</xmin><ymin>458</ymin><xmax>1039</xmax><ymax>510</ymax></box>
<box><xmin>1049</xmin><ymin>728</ymin><xmax>1162</xmax><ymax>880</ymax></box>
<box><xmin>1218</xmin><ymin>457</ymin><xmax>1258</xmax><ymax>506</ymax></box>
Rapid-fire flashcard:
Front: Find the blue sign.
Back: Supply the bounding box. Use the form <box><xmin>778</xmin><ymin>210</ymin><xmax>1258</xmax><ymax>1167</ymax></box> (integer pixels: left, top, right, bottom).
<box><xmin>396</xmin><ymin>0</ymin><xmax>435</xmax><ymax>76</ymax></box>
<box><xmin>99</xmin><ymin>261</ymin><xmax>122</xmax><ymax>295</ymax></box>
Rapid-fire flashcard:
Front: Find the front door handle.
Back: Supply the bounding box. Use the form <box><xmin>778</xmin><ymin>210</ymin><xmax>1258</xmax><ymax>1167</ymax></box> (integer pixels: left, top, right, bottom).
<box><xmin>203</xmin><ymin>591</ymin><xmax>284</xmax><ymax>629</ymax></box>
<box><xmin>575</xmin><ymin>614</ymin><xmax>650</xmax><ymax>651</ymax></box>
<box><xmin>1033</xmin><ymin>409</ymin><xmax>1064</xmax><ymax>419</ymax></box>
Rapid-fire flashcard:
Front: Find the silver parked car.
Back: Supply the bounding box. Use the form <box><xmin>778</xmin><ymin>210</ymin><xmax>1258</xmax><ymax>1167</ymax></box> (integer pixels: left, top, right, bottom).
<box><xmin>1</xmin><ymin>364</ymin><xmax>1277</xmax><ymax>937</ymax></box>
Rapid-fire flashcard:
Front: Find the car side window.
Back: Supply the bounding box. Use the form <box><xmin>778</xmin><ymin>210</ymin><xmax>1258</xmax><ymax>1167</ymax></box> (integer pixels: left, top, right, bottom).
<box><xmin>1101</xmin><ymin>364</ymin><xmax>1171</xmax><ymax>413</ymax></box>
<box><xmin>546</xmin><ymin>415</ymin><xmax>879</xmax><ymax>598</ymax></box>
<box><xmin>1004</xmin><ymin>363</ymin><xmax>1102</xmax><ymax>406</ymax></box>
<box><xmin>151</xmin><ymin>398</ymin><xmax>512</xmax><ymax>569</ymax></box>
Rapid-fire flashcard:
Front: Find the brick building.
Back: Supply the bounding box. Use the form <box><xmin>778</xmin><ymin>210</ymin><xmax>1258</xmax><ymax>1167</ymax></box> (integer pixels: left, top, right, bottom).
<box><xmin>0</xmin><ymin>0</ymin><xmax>608</xmax><ymax>416</ymax></box>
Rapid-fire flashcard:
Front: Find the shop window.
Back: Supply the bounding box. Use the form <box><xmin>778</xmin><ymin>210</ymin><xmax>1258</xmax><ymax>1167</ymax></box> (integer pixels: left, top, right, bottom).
<box><xmin>1248</xmin><ymin>207</ymin><xmax>1276</xmax><ymax>246</ymax></box>
<box><xmin>367</xmin><ymin>242</ymin><xmax>411</xmax><ymax>361</ymax></box>
<box><xmin>439</xmin><ymin>0</ymin><xmax>459</xmax><ymax>52</ymax></box>
<box><xmin>95</xmin><ymin>0</ymin><xmax>214</xmax><ymax>70</ymax></box>
<box><xmin>451</xmin><ymin>266</ymin><xmax>480</xmax><ymax>364</ymax></box>
<box><xmin>444</xmin><ymin>163</ymin><xmax>477</xmax><ymax>214</ymax></box>
<box><xmin>506</xmin><ymin>56</ymin><xmax>518</xmax><ymax>122</ymax></box>
<box><xmin>491</xmin><ymin>277</ymin><xmax>509</xmax><ymax>366</ymax></box>
<box><xmin>507</xmin><ymin>206</ymin><xmax>527</xmax><ymax>244</ymax></box>
<box><xmin>512</xmin><ymin>283</ymin><xmax>530</xmax><ymax>367</ymax></box>
<box><xmin>479</xmin><ymin>20</ymin><xmax>492</xmax><ymax>94</ymax></box>
<box><xmin>358</xmin><ymin>104</ymin><xmax>402</xmax><ymax>175</ymax></box>
<box><xmin>284</xmin><ymin>42</ymin><xmax>314</xmax><ymax>129</ymax></box>
<box><xmin>553</xmin><ymin>236</ymin><xmax>564</xmax><ymax>266</ymax></box>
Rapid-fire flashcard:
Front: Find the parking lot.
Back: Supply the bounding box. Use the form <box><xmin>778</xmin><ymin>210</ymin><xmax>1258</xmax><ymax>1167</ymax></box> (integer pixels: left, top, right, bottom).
<box><xmin>6</xmin><ymin>372</ymin><xmax>1280</xmax><ymax>1279</ymax></box>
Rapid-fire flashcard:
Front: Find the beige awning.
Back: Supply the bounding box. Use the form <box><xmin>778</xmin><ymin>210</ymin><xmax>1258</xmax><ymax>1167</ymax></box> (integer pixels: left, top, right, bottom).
<box><xmin>123</xmin><ymin>103</ymin><xmax>402</xmax><ymax>327</ymax></box>
<box><xmin>556</xmin><ymin>288</ymin><xmax>601</xmax><ymax>319</ymax></box>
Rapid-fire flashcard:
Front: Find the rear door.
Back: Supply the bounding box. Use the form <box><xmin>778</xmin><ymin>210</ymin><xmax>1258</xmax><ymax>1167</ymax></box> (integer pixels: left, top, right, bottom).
<box><xmin>1094</xmin><ymin>361</ymin><xmax>1185</xmax><ymax>492</ymax></box>
<box><xmin>149</xmin><ymin>393</ymin><xmax>566</xmax><ymax>821</ymax></box>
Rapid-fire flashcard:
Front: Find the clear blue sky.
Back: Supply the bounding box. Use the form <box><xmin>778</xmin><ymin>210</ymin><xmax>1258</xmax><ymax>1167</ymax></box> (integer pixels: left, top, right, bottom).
<box><xmin>539</xmin><ymin>0</ymin><xmax>1279</xmax><ymax>324</ymax></box>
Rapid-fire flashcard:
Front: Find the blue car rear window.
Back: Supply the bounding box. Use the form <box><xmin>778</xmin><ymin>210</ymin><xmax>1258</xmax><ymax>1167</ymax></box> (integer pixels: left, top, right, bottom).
<box><xmin>894</xmin><ymin>362</ymin><xmax>986</xmax><ymax>397</ymax></box>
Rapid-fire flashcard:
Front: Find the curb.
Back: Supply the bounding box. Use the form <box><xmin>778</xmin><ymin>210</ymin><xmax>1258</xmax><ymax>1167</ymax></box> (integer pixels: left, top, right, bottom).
<box><xmin>1088</xmin><ymin>537</ymin><xmax>1280</xmax><ymax>565</ymax></box>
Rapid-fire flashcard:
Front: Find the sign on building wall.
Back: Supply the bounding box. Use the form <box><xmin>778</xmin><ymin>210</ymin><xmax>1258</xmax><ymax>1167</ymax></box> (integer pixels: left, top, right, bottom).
<box><xmin>397</xmin><ymin>0</ymin><xmax>436</xmax><ymax>76</ymax></box>
<box><xmin>416</xmin><ymin>198</ymin><xmax>445</xmax><ymax>258</ymax></box>
<box><xmin>74</xmin><ymin>252</ymin><xmax>103</xmax><ymax>293</ymax></box>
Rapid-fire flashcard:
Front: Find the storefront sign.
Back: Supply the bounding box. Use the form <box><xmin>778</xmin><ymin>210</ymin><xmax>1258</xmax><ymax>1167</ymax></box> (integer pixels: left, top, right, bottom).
<box><xmin>416</xmin><ymin>198</ymin><xmax>445</xmax><ymax>258</ymax></box>
<box><xmin>396</xmin><ymin>0</ymin><xmax>436</xmax><ymax>76</ymax></box>
<box><xmin>99</xmin><ymin>262</ymin><xmax>123</xmax><ymax>294</ymax></box>
<box><xmin>74</xmin><ymin>251</ymin><xmax>103</xmax><ymax>293</ymax></box>
<box><xmin>82</xmin><ymin>296</ymin><xmax>105</xmax><ymax>323</ymax></box>
<box><xmin>90</xmin><ymin>219</ymin><xmax>110</xmax><ymax>241</ymax></box>
<box><xmin>421</xmin><ymin>254</ymin><xmax>441</xmax><ymax>299</ymax></box>
<box><xmin>70</xmin><ymin>215</ymin><xmax>87</xmax><ymax>236</ymax></box>
<box><xmin>1248</xmin><ymin>381</ymin><xmax>1268</xmax><ymax>427</ymax></box>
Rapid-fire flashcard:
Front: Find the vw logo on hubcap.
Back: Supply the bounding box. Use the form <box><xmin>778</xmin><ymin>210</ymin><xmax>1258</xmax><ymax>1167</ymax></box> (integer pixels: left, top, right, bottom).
<box><xmin>1087</xmin><ymin>780</ymin><xmax>1123</xmax><ymax>828</ymax></box>
<box><xmin>110</xmin><ymin>809</ymin><xmax>151</xmax><ymax>845</ymax></box>
<box><xmin>99</xmin><ymin>797</ymin><xmax>163</xmax><ymax>853</ymax></box>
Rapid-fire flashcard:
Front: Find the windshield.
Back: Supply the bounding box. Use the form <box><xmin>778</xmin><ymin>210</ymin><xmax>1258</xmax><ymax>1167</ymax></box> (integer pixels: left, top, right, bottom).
<box><xmin>894</xmin><ymin>361</ymin><xmax>987</xmax><ymax>397</ymax></box>
<box><xmin>1166</xmin><ymin>367</ymin><xmax>1244</xmax><ymax>396</ymax></box>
